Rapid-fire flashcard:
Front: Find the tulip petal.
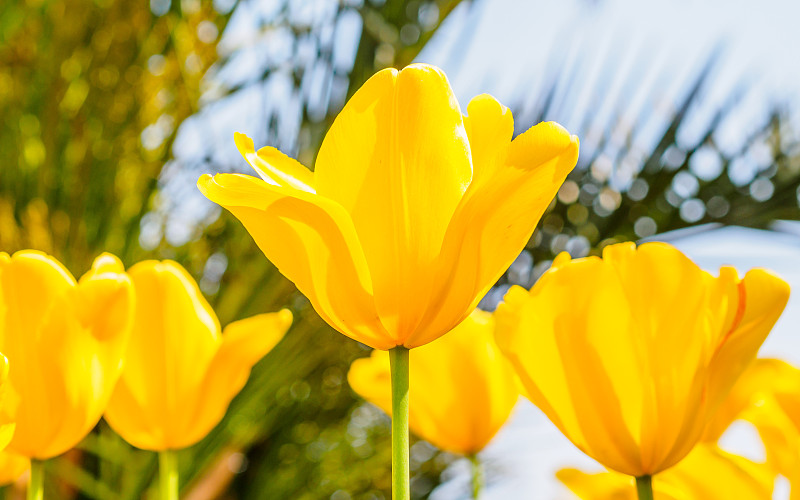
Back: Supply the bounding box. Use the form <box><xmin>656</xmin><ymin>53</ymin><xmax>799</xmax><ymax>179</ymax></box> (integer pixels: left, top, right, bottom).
<box><xmin>198</xmin><ymin>173</ymin><xmax>391</xmax><ymax>349</ymax></box>
<box><xmin>104</xmin><ymin>260</ymin><xmax>221</xmax><ymax>450</ymax></box>
<box><xmin>12</xmin><ymin>255</ymin><xmax>133</xmax><ymax>459</ymax></box>
<box><xmin>314</xmin><ymin>64</ymin><xmax>472</xmax><ymax>340</ymax></box>
<box><xmin>706</xmin><ymin>268</ymin><xmax>790</xmax><ymax>411</ymax></box>
<box><xmin>412</xmin><ymin>116</ymin><xmax>578</xmax><ymax>347</ymax></box>
<box><xmin>234</xmin><ymin>132</ymin><xmax>315</xmax><ymax>193</ymax></box>
<box><xmin>176</xmin><ymin>309</ymin><xmax>292</xmax><ymax>448</ymax></box>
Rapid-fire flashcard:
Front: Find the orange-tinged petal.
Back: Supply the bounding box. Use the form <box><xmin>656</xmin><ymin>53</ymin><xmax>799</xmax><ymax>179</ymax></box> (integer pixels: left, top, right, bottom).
<box><xmin>348</xmin><ymin>309</ymin><xmax>519</xmax><ymax>455</ymax></box>
<box><xmin>314</xmin><ymin>64</ymin><xmax>472</xmax><ymax>342</ymax></box>
<box><xmin>705</xmin><ymin>269</ymin><xmax>790</xmax><ymax>412</ymax></box>
<box><xmin>2</xmin><ymin>252</ymin><xmax>133</xmax><ymax>459</ymax></box>
<box><xmin>495</xmin><ymin>242</ymin><xmax>788</xmax><ymax>476</ymax></box>
<box><xmin>410</xmin><ymin>115</ymin><xmax>578</xmax><ymax>347</ymax></box>
<box><xmin>198</xmin><ymin>173</ymin><xmax>390</xmax><ymax>349</ymax></box>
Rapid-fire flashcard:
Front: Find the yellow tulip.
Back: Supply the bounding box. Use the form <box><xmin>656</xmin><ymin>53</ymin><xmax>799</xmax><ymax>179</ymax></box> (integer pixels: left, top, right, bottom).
<box><xmin>557</xmin><ymin>444</ymin><xmax>774</xmax><ymax>500</ymax></box>
<box><xmin>494</xmin><ymin>241</ymin><xmax>789</xmax><ymax>478</ymax></box>
<box><xmin>0</xmin><ymin>250</ymin><xmax>133</xmax><ymax>459</ymax></box>
<box><xmin>198</xmin><ymin>63</ymin><xmax>579</xmax><ymax>350</ymax></box>
<box><xmin>103</xmin><ymin>260</ymin><xmax>292</xmax><ymax>451</ymax></box>
<box><xmin>708</xmin><ymin>359</ymin><xmax>800</xmax><ymax>498</ymax></box>
<box><xmin>347</xmin><ymin>309</ymin><xmax>519</xmax><ymax>456</ymax></box>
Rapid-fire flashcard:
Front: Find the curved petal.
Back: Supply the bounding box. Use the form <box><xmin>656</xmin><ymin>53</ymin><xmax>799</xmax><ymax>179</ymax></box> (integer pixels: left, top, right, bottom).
<box><xmin>412</xmin><ymin>115</ymin><xmax>578</xmax><ymax>347</ymax></box>
<box><xmin>706</xmin><ymin>268</ymin><xmax>790</xmax><ymax>412</ymax></box>
<box><xmin>234</xmin><ymin>132</ymin><xmax>315</xmax><ymax>193</ymax></box>
<box><xmin>178</xmin><ymin>310</ymin><xmax>292</xmax><ymax>449</ymax></box>
<box><xmin>104</xmin><ymin>260</ymin><xmax>221</xmax><ymax>451</ymax></box>
<box><xmin>348</xmin><ymin>309</ymin><xmax>518</xmax><ymax>455</ymax></box>
<box><xmin>11</xmin><ymin>254</ymin><xmax>133</xmax><ymax>459</ymax></box>
<box><xmin>198</xmin><ymin>173</ymin><xmax>391</xmax><ymax>349</ymax></box>
<box><xmin>314</xmin><ymin>64</ymin><xmax>472</xmax><ymax>341</ymax></box>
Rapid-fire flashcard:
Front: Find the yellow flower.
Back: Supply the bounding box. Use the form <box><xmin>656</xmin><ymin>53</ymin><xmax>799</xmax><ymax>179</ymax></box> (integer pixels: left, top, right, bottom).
<box><xmin>709</xmin><ymin>359</ymin><xmax>800</xmax><ymax>498</ymax></box>
<box><xmin>198</xmin><ymin>63</ymin><xmax>578</xmax><ymax>350</ymax></box>
<box><xmin>103</xmin><ymin>260</ymin><xmax>292</xmax><ymax>451</ymax></box>
<box><xmin>347</xmin><ymin>309</ymin><xmax>518</xmax><ymax>455</ymax></box>
<box><xmin>0</xmin><ymin>251</ymin><xmax>133</xmax><ymax>459</ymax></box>
<box><xmin>494</xmin><ymin>242</ymin><xmax>789</xmax><ymax>477</ymax></box>
<box><xmin>557</xmin><ymin>444</ymin><xmax>774</xmax><ymax>500</ymax></box>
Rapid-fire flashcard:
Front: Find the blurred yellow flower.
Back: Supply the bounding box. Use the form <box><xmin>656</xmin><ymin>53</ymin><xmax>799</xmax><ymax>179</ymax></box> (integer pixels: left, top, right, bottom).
<box><xmin>347</xmin><ymin>309</ymin><xmax>519</xmax><ymax>455</ymax></box>
<box><xmin>557</xmin><ymin>444</ymin><xmax>774</xmax><ymax>500</ymax></box>
<box><xmin>0</xmin><ymin>251</ymin><xmax>133</xmax><ymax>459</ymax></box>
<box><xmin>0</xmin><ymin>450</ymin><xmax>29</xmax><ymax>486</ymax></box>
<box><xmin>494</xmin><ymin>242</ymin><xmax>789</xmax><ymax>477</ymax></box>
<box><xmin>104</xmin><ymin>260</ymin><xmax>292</xmax><ymax>451</ymax></box>
<box><xmin>198</xmin><ymin>63</ymin><xmax>579</xmax><ymax>350</ymax></box>
<box><xmin>708</xmin><ymin>358</ymin><xmax>800</xmax><ymax>498</ymax></box>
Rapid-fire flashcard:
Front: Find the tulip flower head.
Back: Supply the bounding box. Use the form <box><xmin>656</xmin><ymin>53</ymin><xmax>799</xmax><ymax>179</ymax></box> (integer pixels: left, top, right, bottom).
<box><xmin>347</xmin><ymin>309</ymin><xmax>519</xmax><ymax>456</ymax></box>
<box><xmin>104</xmin><ymin>260</ymin><xmax>292</xmax><ymax>451</ymax></box>
<box><xmin>198</xmin><ymin>63</ymin><xmax>579</xmax><ymax>350</ymax></box>
<box><xmin>557</xmin><ymin>444</ymin><xmax>774</xmax><ymax>500</ymax></box>
<box><xmin>494</xmin><ymin>242</ymin><xmax>789</xmax><ymax>477</ymax></box>
<box><xmin>0</xmin><ymin>251</ymin><xmax>134</xmax><ymax>459</ymax></box>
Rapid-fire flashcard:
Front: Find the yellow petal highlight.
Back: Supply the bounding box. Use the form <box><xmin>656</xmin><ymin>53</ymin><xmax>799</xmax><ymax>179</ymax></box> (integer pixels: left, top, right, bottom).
<box><xmin>234</xmin><ymin>132</ymin><xmax>315</xmax><ymax>193</ymax></box>
<box><xmin>0</xmin><ymin>251</ymin><xmax>133</xmax><ymax>459</ymax></box>
<box><xmin>104</xmin><ymin>260</ymin><xmax>291</xmax><ymax>450</ymax></box>
<box><xmin>494</xmin><ymin>241</ymin><xmax>789</xmax><ymax>476</ymax></box>
<box><xmin>558</xmin><ymin>444</ymin><xmax>774</xmax><ymax>500</ymax></box>
<box><xmin>199</xmin><ymin>63</ymin><xmax>577</xmax><ymax>349</ymax></box>
<box><xmin>315</xmin><ymin>64</ymin><xmax>472</xmax><ymax>340</ymax></box>
<box><xmin>347</xmin><ymin>309</ymin><xmax>519</xmax><ymax>455</ymax></box>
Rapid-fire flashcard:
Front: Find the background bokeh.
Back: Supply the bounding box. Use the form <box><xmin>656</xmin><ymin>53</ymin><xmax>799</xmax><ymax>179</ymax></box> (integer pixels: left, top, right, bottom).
<box><xmin>2</xmin><ymin>0</ymin><xmax>799</xmax><ymax>498</ymax></box>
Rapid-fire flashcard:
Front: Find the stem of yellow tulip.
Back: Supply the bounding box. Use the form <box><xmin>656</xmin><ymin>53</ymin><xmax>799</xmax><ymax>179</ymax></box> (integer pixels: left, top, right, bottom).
<box><xmin>389</xmin><ymin>346</ymin><xmax>410</xmax><ymax>500</ymax></box>
<box><xmin>159</xmin><ymin>450</ymin><xmax>179</xmax><ymax>500</ymax></box>
<box><xmin>27</xmin><ymin>459</ymin><xmax>44</xmax><ymax>500</ymax></box>
<box><xmin>469</xmin><ymin>454</ymin><xmax>483</xmax><ymax>499</ymax></box>
<box><xmin>636</xmin><ymin>475</ymin><xmax>654</xmax><ymax>500</ymax></box>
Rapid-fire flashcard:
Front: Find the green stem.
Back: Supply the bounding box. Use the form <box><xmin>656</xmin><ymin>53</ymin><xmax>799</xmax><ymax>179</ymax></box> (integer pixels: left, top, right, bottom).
<box><xmin>636</xmin><ymin>475</ymin><xmax>654</xmax><ymax>500</ymax></box>
<box><xmin>390</xmin><ymin>346</ymin><xmax>410</xmax><ymax>500</ymax></box>
<box><xmin>27</xmin><ymin>459</ymin><xmax>44</xmax><ymax>500</ymax></box>
<box><xmin>469</xmin><ymin>454</ymin><xmax>483</xmax><ymax>499</ymax></box>
<box><xmin>159</xmin><ymin>450</ymin><xmax>179</xmax><ymax>500</ymax></box>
